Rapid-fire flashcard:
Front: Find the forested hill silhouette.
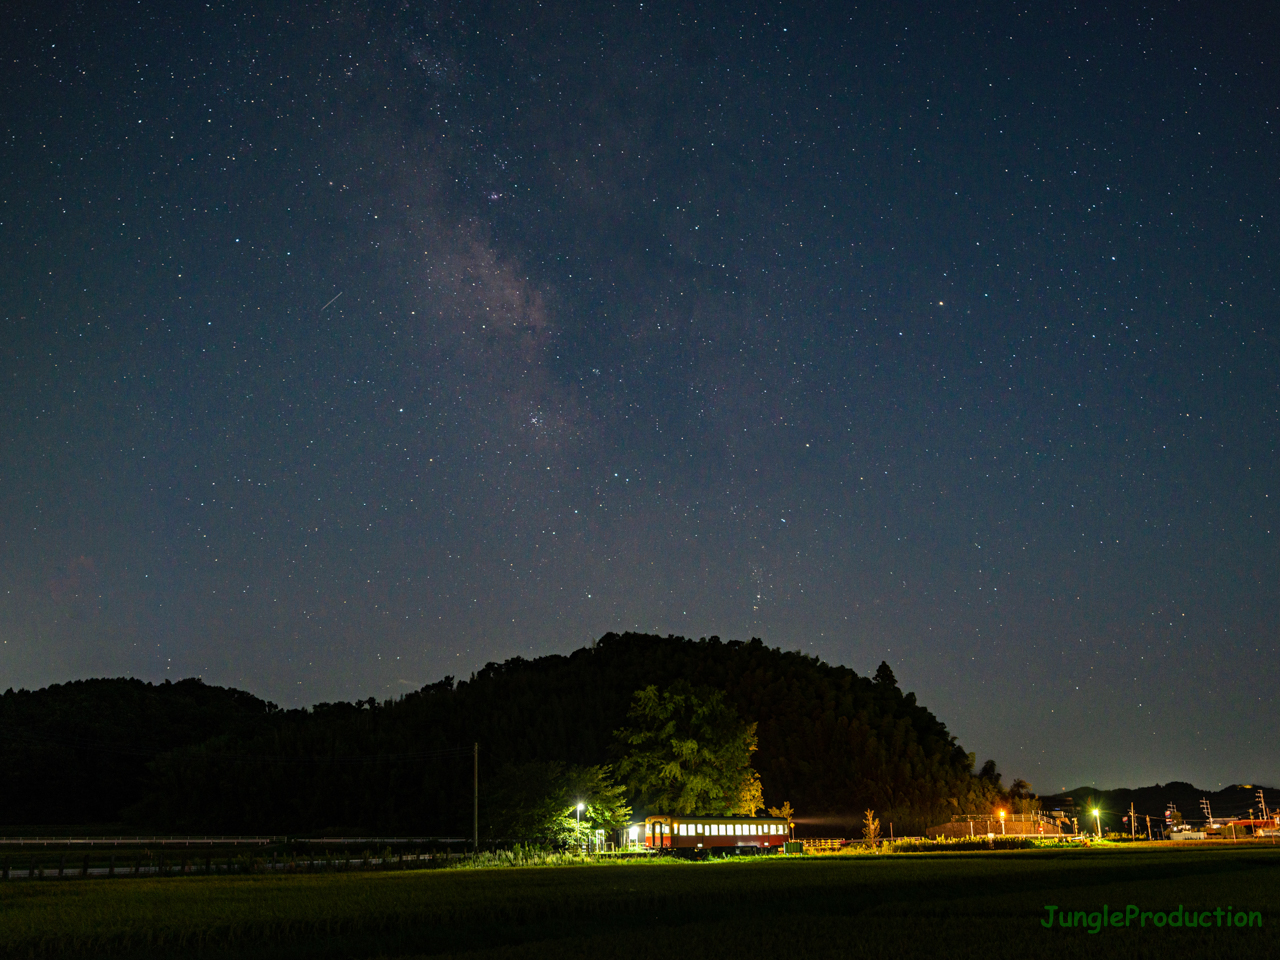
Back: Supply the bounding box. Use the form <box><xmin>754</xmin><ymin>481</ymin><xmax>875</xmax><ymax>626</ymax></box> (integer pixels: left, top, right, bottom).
<box><xmin>2</xmin><ymin>634</ymin><xmax>1007</xmax><ymax>836</ymax></box>
<box><xmin>0</xmin><ymin>677</ymin><xmax>276</xmax><ymax>828</ymax></box>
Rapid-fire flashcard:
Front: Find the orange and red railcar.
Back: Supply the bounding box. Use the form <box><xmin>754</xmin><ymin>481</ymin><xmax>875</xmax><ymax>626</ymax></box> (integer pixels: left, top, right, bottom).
<box><xmin>635</xmin><ymin>815</ymin><xmax>790</xmax><ymax>851</ymax></box>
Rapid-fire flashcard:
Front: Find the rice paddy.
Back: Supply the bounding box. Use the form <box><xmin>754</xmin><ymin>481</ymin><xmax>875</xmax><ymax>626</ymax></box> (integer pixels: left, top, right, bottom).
<box><xmin>1</xmin><ymin>843</ymin><xmax>1276</xmax><ymax>959</ymax></box>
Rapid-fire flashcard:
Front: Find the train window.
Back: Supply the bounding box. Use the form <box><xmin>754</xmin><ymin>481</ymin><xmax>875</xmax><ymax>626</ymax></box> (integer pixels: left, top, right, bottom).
<box><xmin>696</xmin><ymin>824</ymin><xmax>703</xmax><ymax>835</ymax></box>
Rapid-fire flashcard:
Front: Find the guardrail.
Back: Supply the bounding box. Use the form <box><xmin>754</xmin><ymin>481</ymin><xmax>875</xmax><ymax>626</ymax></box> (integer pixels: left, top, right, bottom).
<box><xmin>296</xmin><ymin>837</ymin><xmax>470</xmax><ymax>845</ymax></box>
<box><xmin>799</xmin><ymin>838</ymin><xmax>846</xmax><ymax>853</ymax></box>
<box><xmin>0</xmin><ymin>837</ymin><xmax>278</xmax><ymax>846</ymax></box>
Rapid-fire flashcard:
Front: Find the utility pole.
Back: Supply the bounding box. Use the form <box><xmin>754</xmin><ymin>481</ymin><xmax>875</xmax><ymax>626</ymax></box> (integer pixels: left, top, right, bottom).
<box><xmin>1129</xmin><ymin>803</ymin><xmax>1136</xmax><ymax>840</ymax></box>
<box><xmin>473</xmin><ymin>742</ymin><xmax>479</xmax><ymax>852</ymax></box>
<box><xmin>1145</xmin><ymin>814</ymin><xmax>1152</xmax><ymax>841</ymax></box>
<box><xmin>1259</xmin><ymin>789</ymin><xmax>1276</xmax><ymax>845</ymax></box>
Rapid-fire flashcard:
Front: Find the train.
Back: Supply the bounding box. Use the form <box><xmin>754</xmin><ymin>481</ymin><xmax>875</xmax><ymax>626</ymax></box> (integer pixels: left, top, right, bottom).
<box><xmin>630</xmin><ymin>815</ymin><xmax>791</xmax><ymax>852</ymax></box>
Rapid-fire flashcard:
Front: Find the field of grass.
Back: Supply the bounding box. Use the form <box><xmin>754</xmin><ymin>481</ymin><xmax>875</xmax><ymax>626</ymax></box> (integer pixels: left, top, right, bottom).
<box><xmin>0</xmin><ymin>844</ymin><xmax>1276</xmax><ymax>959</ymax></box>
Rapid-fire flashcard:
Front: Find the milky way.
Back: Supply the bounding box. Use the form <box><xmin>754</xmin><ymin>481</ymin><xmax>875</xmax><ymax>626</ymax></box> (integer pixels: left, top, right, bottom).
<box><xmin>1</xmin><ymin>0</ymin><xmax>1276</xmax><ymax>791</ymax></box>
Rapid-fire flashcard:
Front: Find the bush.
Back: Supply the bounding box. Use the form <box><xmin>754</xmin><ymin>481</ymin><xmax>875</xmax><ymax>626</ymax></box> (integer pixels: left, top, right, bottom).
<box><xmin>448</xmin><ymin>844</ymin><xmax>590</xmax><ymax>869</ymax></box>
<box><xmin>883</xmin><ymin>836</ymin><xmax>1035</xmax><ymax>853</ymax></box>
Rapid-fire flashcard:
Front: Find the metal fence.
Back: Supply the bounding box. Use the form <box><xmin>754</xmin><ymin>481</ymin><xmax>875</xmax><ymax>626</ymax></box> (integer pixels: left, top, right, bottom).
<box><xmin>0</xmin><ymin>836</ymin><xmax>277</xmax><ymax>846</ymax></box>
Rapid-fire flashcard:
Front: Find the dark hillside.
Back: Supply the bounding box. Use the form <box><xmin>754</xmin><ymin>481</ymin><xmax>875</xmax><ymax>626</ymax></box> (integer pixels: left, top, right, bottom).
<box><xmin>136</xmin><ymin>634</ymin><xmax>1003</xmax><ymax>836</ymax></box>
<box><xmin>0</xmin><ymin>678</ymin><xmax>276</xmax><ymax>827</ymax></box>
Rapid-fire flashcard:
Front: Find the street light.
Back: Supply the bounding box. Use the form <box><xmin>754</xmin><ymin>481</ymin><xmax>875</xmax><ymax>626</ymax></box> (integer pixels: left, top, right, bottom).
<box><xmin>1093</xmin><ymin>808</ymin><xmax>1101</xmax><ymax>839</ymax></box>
<box><xmin>576</xmin><ymin>802</ymin><xmax>584</xmax><ymax>850</ymax></box>
<box><xmin>999</xmin><ymin>809</ymin><xmax>1006</xmax><ymax>835</ymax></box>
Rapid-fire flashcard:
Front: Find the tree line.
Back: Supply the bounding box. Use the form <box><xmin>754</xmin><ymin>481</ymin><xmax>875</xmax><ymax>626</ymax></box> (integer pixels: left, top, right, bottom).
<box><xmin>1</xmin><ymin>633</ymin><xmax>1015</xmax><ymax>837</ymax></box>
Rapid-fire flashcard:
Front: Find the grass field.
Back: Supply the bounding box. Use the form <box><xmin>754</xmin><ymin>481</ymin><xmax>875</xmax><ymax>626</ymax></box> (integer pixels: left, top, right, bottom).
<box><xmin>1</xmin><ymin>844</ymin><xmax>1276</xmax><ymax>959</ymax></box>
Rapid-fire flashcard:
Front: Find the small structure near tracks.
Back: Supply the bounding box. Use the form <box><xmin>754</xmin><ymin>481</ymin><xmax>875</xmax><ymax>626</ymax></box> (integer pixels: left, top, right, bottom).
<box><xmin>926</xmin><ymin>813</ymin><xmax>1065</xmax><ymax>839</ymax></box>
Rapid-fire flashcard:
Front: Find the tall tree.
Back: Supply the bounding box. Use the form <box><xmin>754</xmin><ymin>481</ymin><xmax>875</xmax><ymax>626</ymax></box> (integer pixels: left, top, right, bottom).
<box><xmin>614</xmin><ymin>681</ymin><xmax>759</xmax><ymax>815</ymax></box>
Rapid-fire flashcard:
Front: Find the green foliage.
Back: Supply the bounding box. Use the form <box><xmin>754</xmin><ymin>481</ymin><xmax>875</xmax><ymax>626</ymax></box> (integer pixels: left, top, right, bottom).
<box><xmin>484</xmin><ymin>762</ymin><xmax>630</xmax><ymax>843</ymax></box>
<box><xmin>614</xmin><ymin>681</ymin><xmax>758</xmax><ymax>815</ymax></box>
<box><xmin>883</xmin><ymin>836</ymin><xmax>1036</xmax><ymax>852</ymax></box>
<box><xmin>449</xmin><ymin>844</ymin><xmax>591</xmax><ymax>869</ymax></box>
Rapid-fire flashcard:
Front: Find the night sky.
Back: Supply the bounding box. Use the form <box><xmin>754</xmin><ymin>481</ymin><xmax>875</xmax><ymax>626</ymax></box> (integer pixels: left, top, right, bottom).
<box><xmin>3</xmin><ymin>1</ymin><xmax>1277</xmax><ymax>792</ymax></box>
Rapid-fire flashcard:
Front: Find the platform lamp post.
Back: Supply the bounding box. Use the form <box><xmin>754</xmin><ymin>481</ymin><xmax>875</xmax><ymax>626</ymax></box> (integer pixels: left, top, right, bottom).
<box><xmin>576</xmin><ymin>803</ymin><xmax>584</xmax><ymax>852</ymax></box>
<box><xmin>1093</xmin><ymin>808</ymin><xmax>1101</xmax><ymax>839</ymax></box>
<box><xmin>999</xmin><ymin>809</ymin><xmax>1006</xmax><ymax>835</ymax></box>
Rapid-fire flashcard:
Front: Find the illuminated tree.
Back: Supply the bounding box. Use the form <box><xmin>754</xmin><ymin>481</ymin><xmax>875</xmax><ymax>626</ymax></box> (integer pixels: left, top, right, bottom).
<box><xmin>732</xmin><ymin>769</ymin><xmax>765</xmax><ymax>816</ymax></box>
<box><xmin>768</xmin><ymin>801</ymin><xmax>795</xmax><ymax>822</ymax></box>
<box><xmin>614</xmin><ymin>681</ymin><xmax>759</xmax><ymax>816</ymax></box>
<box><xmin>862</xmin><ymin>808</ymin><xmax>881</xmax><ymax>844</ymax></box>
